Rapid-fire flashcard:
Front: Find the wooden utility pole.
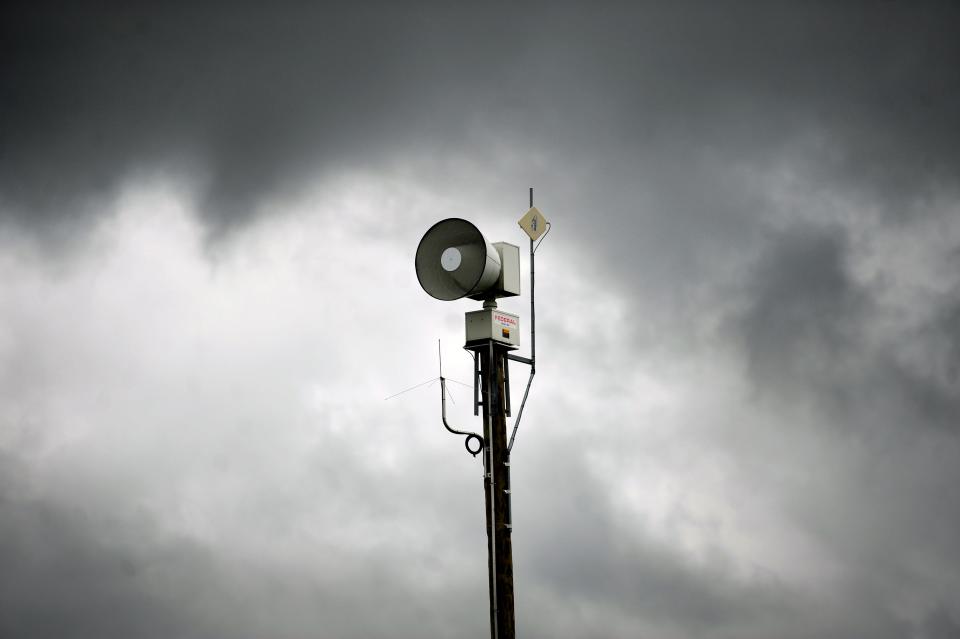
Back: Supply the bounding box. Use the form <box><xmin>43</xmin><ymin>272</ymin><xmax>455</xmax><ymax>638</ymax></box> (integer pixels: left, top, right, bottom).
<box><xmin>479</xmin><ymin>342</ymin><xmax>515</xmax><ymax>639</ymax></box>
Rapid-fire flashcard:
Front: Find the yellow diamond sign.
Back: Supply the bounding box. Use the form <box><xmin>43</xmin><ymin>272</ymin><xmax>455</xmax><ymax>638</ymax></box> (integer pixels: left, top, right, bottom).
<box><xmin>518</xmin><ymin>206</ymin><xmax>548</xmax><ymax>241</ymax></box>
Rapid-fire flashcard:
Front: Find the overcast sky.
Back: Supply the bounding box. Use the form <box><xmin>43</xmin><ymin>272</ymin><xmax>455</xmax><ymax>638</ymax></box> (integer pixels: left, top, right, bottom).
<box><xmin>2</xmin><ymin>3</ymin><xmax>960</xmax><ymax>638</ymax></box>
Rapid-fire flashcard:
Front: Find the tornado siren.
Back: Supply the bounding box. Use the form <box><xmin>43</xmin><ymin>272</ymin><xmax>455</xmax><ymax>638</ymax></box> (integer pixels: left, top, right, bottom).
<box><xmin>415</xmin><ymin>218</ymin><xmax>520</xmax><ymax>302</ymax></box>
<box><xmin>413</xmin><ymin>193</ymin><xmax>550</xmax><ymax>639</ymax></box>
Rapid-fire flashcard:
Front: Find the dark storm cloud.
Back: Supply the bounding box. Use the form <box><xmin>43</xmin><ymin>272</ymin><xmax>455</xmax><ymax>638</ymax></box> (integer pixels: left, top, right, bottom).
<box><xmin>0</xmin><ymin>2</ymin><xmax>533</xmax><ymax>238</ymax></box>
<box><xmin>922</xmin><ymin>606</ymin><xmax>960</xmax><ymax>639</ymax></box>
<box><xmin>0</xmin><ymin>442</ymin><xmax>490</xmax><ymax>639</ymax></box>
<box><xmin>735</xmin><ymin>224</ymin><xmax>869</xmax><ymax>396</ymax></box>
<box><xmin>3</xmin><ymin>2</ymin><xmax>959</xmax><ymax>243</ymax></box>
<box><xmin>0</xmin><ymin>452</ymin><xmax>214</xmax><ymax>639</ymax></box>
<box><xmin>514</xmin><ymin>433</ymin><xmax>924</xmax><ymax>639</ymax></box>
<box><xmin>522</xmin><ymin>447</ymin><xmax>777</xmax><ymax>632</ymax></box>
<box><xmin>721</xmin><ymin>222</ymin><xmax>960</xmax><ymax>637</ymax></box>
<box><xmin>734</xmin><ymin>222</ymin><xmax>960</xmax><ymax>433</ymax></box>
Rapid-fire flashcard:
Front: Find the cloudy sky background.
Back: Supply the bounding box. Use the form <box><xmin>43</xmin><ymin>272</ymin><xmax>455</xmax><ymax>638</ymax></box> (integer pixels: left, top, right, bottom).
<box><xmin>2</xmin><ymin>3</ymin><xmax>960</xmax><ymax>637</ymax></box>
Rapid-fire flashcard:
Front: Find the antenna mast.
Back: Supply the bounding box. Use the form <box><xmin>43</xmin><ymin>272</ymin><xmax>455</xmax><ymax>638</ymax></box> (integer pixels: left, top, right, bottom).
<box><xmin>413</xmin><ymin>190</ymin><xmax>550</xmax><ymax>639</ymax></box>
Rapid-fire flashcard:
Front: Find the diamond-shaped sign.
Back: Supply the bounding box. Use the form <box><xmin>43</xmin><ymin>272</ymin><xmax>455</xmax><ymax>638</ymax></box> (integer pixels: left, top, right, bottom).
<box><xmin>518</xmin><ymin>206</ymin><xmax>548</xmax><ymax>241</ymax></box>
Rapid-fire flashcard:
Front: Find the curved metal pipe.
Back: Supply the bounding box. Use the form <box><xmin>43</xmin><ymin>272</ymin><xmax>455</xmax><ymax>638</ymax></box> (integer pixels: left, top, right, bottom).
<box><xmin>441</xmin><ymin>376</ymin><xmax>484</xmax><ymax>456</ymax></box>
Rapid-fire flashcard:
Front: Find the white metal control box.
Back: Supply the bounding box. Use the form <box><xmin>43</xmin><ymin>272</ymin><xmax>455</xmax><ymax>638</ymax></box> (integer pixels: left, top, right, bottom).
<box><xmin>465</xmin><ymin>309</ymin><xmax>520</xmax><ymax>348</ymax></box>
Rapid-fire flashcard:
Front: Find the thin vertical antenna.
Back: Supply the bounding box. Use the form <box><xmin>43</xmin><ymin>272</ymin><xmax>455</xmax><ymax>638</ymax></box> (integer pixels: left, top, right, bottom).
<box><xmin>438</xmin><ymin>339</ymin><xmax>443</xmax><ymax>378</ymax></box>
<box><xmin>508</xmin><ymin>189</ymin><xmax>538</xmax><ymax>451</ymax></box>
<box><xmin>529</xmin><ymin>188</ymin><xmax>535</xmax><ymax>375</ymax></box>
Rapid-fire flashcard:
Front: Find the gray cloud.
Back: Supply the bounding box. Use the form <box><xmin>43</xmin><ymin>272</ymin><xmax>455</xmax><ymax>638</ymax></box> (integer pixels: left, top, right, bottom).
<box><xmin>0</xmin><ymin>451</ymin><xmax>219</xmax><ymax>639</ymax></box>
<box><xmin>3</xmin><ymin>3</ymin><xmax>959</xmax><ymax>241</ymax></box>
<box><xmin>1</xmin><ymin>3</ymin><xmax>534</xmax><ymax>240</ymax></box>
<box><xmin>735</xmin><ymin>224</ymin><xmax>870</xmax><ymax>399</ymax></box>
<box><xmin>733</xmin><ymin>222</ymin><xmax>960</xmax><ymax>433</ymax></box>
<box><xmin>511</xmin><ymin>429</ymin><xmax>935</xmax><ymax>639</ymax></box>
<box><xmin>0</xmin><ymin>433</ymin><xmax>492</xmax><ymax>639</ymax></box>
<box><xmin>720</xmin><ymin>220</ymin><xmax>960</xmax><ymax>637</ymax></box>
<box><xmin>3</xmin><ymin>3</ymin><xmax>960</xmax><ymax>638</ymax></box>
